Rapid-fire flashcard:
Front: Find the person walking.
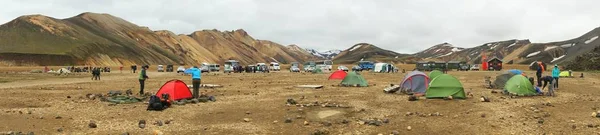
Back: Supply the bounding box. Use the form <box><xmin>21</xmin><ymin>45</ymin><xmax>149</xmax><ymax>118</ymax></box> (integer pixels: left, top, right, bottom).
<box><xmin>185</xmin><ymin>66</ymin><xmax>202</xmax><ymax>98</ymax></box>
<box><xmin>551</xmin><ymin>64</ymin><xmax>560</xmax><ymax>90</ymax></box>
<box><xmin>139</xmin><ymin>65</ymin><xmax>149</xmax><ymax>95</ymax></box>
<box><xmin>535</xmin><ymin>62</ymin><xmax>545</xmax><ymax>87</ymax></box>
<box><xmin>91</xmin><ymin>67</ymin><xmax>97</xmax><ymax>80</ymax></box>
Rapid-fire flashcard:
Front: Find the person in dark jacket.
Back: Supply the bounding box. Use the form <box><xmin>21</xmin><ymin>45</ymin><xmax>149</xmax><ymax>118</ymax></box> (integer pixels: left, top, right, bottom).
<box><xmin>535</xmin><ymin>63</ymin><xmax>544</xmax><ymax>87</ymax></box>
<box><xmin>139</xmin><ymin>65</ymin><xmax>149</xmax><ymax>95</ymax></box>
<box><xmin>94</xmin><ymin>68</ymin><xmax>101</xmax><ymax>80</ymax></box>
<box><xmin>540</xmin><ymin>76</ymin><xmax>555</xmax><ymax>96</ymax></box>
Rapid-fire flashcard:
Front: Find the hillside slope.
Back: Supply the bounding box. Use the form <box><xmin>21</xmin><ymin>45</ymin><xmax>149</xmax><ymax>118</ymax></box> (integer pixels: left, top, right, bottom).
<box><xmin>0</xmin><ymin>12</ymin><xmax>317</xmax><ymax>66</ymax></box>
<box><xmin>333</xmin><ymin>43</ymin><xmax>409</xmax><ymax>64</ymax></box>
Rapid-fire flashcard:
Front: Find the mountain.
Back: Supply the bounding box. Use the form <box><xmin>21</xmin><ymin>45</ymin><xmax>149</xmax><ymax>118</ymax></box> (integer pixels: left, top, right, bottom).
<box><xmin>0</xmin><ymin>12</ymin><xmax>317</xmax><ymax>66</ymax></box>
<box><xmin>413</xmin><ymin>43</ymin><xmax>465</xmax><ymax>58</ymax></box>
<box><xmin>333</xmin><ymin>43</ymin><xmax>410</xmax><ymax>64</ymax></box>
<box><xmin>304</xmin><ymin>48</ymin><xmax>341</xmax><ymax>59</ymax></box>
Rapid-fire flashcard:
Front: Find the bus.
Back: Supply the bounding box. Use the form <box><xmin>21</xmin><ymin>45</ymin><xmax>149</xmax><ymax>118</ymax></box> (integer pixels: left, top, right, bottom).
<box><xmin>316</xmin><ymin>60</ymin><xmax>333</xmax><ymax>71</ymax></box>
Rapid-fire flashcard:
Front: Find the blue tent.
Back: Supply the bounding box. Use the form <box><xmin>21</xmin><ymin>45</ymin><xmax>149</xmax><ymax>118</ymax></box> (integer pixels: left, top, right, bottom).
<box><xmin>508</xmin><ymin>69</ymin><xmax>522</xmax><ymax>75</ymax></box>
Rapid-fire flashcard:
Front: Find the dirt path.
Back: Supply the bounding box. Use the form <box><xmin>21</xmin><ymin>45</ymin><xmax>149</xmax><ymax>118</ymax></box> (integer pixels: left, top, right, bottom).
<box><xmin>0</xmin><ymin>72</ymin><xmax>170</xmax><ymax>89</ymax></box>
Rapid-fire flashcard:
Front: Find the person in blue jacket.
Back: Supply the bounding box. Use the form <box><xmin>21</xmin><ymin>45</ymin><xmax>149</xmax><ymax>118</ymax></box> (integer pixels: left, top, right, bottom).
<box><xmin>185</xmin><ymin>66</ymin><xmax>202</xmax><ymax>98</ymax></box>
<box><xmin>551</xmin><ymin>64</ymin><xmax>560</xmax><ymax>90</ymax></box>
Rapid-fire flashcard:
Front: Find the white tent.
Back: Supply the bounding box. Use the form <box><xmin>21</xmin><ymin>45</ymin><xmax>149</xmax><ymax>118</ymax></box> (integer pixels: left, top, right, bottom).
<box><xmin>374</xmin><ymin>63</ymin><xmax>391</xmax><ymax>73</ymax></box>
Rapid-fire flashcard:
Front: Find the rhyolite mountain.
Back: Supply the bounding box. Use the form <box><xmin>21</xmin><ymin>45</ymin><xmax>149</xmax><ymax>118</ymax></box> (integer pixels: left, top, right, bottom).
<box><xmin>0</xmin><ymin>12</ymin><xmax>318</xmax><ymax>66</ymax></box>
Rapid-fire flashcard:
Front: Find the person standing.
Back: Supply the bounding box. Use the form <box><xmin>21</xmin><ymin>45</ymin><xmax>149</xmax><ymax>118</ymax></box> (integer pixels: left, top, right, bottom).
<box><xmin>185</xmin><ymin>66</ymin><xmax>202</xmax><ymax>98</ymax></box>
<box><xmin>95</xmin><ymin>68</ymin><xmax>101</xmax><ymax>80</ymax></box>
<box><xmin>91</xmin><ymin>67</ymin><xmax>97</xmax><ymax>80</ymax></box>
<box><xmin>139</xmin><ymin>65</ymin><xmax>149</xmax><ymax>95</ymax></box>
<box><xmin>536</xmin><ymin>62</ymin><xmax>545</xmax><ymax>87</ymax></box>
<box><xmin>551</xmin><ymin>64</ymin><xmax>560</xmax><ymax>90</ymax></box>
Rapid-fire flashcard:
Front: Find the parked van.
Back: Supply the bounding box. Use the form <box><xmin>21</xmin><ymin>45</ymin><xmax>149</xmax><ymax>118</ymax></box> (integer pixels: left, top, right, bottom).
<box><xmin>270</xmin><ymin>62</ymin><xmax>280</xmax><ymax>71</ymax></box>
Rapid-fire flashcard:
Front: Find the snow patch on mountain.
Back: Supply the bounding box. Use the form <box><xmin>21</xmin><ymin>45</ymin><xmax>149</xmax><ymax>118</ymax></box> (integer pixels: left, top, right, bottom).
<box><xmin>526</xmin><ymin>51</ymin><xmax>541</xmax><ymax>58</ymax></box>
<box><xmin>349</xmin><ymin>45</ymin><xmax>362</xmax><ymax>51</ymax></box>
<box><xmin>544</xmin><ymin>46</ymin><xmax>559</xmax><ymax>51</ymax></box>
<box><xmin>551</xmin><ymin>55</ymin><xmax>566</xmax><ymax>63</ymax></box>
<box><xmin>585</xmin><ymin>36</ymin><xmax>598</xmax><ymax>44</ymax></box>
<box><xmin>305</xmin><ymin>48</ymin><xmax>342</xmax><ymax>59</ymax></box>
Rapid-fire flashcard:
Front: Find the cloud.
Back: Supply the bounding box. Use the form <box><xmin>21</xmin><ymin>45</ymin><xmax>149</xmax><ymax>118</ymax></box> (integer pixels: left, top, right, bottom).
<box><xmin>2</xmin><ymin>0</ymin><xmax>600</xmax><ymax>53</ymax></box>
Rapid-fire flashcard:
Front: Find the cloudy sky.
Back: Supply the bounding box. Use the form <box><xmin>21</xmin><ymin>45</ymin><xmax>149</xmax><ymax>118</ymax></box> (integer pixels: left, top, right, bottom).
<box><xmin>2</xmin><ymin>0</ymin><xmax>599</xmax><ymax>53</ymax></box>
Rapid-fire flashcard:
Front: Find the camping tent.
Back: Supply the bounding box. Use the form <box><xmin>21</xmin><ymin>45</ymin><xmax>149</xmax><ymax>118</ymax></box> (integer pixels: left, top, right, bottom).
<box><xmin>373</xmin><ymin>63</ymin><xmax>391</xmax><ymax>73</ymax></box>
<box><xmin>312</xmin><ymin>68</ymin><xmax>323</xmax><ymax>74</ymax></box>
<box><xmin>559</xmin><ymin>71</ymin><xmax>571</xmax><ymax>77</ymax></box>
<box><xmin>494</xmin><ymin>72</ymin><xmax>517</xmax><ymax>89</ymax></box>
<box><xmin>400</xmin><ymin>71</ymin><xmax>430</xmax><ymax>94</ymax></box>
<box><xmin>507</xmin><ymin>69</ymin><xmax>523</xmax><ymax>75</ymax></box>
<box><xmin>156</xmin><ymin>80</ymin><xmax>193</xmax><ymax>100</ymax></box>
<box><xmin>426</xmin><ymin>74</ymin><xmax>466</xmax><ymax>99</ymax></box>
<box><xmin>428</xmin><ymin>70</ymin><xmax>443</xmax><ymax>80</ymax></box>
<box><xmin>328</xmin><ymin>70</ymin><xmax>347</xmax><ymax>80</ymax></box>
<box><xmin>341</xmin><ymin>72</ymin><xmax>368</xmax><ymax>87</ymax></box>
<box><xmin>504</xmin><ymin>75</ymin><xmax>536</xmax><ymax>96</ymax></box>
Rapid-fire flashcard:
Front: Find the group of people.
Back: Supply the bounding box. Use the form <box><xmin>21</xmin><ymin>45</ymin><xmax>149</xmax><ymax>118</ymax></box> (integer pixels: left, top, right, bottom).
<box><xmin>532</xmin><ymin>63</ymin><xmax>561</xmax><ymax>96</ymax></box>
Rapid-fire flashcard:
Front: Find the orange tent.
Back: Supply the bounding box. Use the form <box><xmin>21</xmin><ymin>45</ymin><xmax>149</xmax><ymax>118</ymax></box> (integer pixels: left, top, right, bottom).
<box><xmin>156</xmin><ymin>80</ymin><xmax>193</xmax><ymax>100</ymax></box>
<box><xmin>328</xmin><ymin>70</ymin><xmax>348</xmax><ymax>80</ymax></box>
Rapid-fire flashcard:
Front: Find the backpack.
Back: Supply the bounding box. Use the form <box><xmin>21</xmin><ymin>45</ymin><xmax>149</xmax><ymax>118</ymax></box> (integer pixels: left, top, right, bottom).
<box><xmin>147</xmin><ymin>95</ymin><xmax>165</xmax><ymax>111</ymax></box>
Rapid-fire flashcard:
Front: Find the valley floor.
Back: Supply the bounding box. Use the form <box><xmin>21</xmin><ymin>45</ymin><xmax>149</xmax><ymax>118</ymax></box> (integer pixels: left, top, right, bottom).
<box><xmin>0</xmin><ymin>65</ymin><xmax>599</xmax><ymax>134</ymax></box>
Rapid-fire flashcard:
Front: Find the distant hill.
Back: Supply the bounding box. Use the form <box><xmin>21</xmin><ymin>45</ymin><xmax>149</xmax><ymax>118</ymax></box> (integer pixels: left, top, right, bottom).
<box><xmin>332</xmin><ymin>43</ymin><xmax>410</xmax><ymax>64</ymax></box>
<box><xmin>0</xmin><ymin>12</ymin><xmax>318</xmax><ymax>66</ymax></box>
<box><xmin>304</xmin><ymin>48</ymin><xmax>341</xmax><ymax>59</ymax></box>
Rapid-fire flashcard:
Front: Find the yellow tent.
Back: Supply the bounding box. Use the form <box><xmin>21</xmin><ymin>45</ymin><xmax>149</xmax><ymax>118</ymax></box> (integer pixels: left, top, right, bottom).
<box><xmin>559</xmin><ymin>71</ymin><xmax>571</xmax><ymax>77</ymax></box>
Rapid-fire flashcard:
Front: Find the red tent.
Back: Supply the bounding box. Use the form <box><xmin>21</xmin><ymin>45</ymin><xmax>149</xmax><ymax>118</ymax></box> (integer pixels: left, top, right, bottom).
<box><xmin>328</xmin><ymin>70</ymin><xmax>348</xmax><ymax>80</ymax></box>
<box><xmin>156</xmin><ymin>80</ymin><xmax>193</xmax><ymax>100</ymax></box>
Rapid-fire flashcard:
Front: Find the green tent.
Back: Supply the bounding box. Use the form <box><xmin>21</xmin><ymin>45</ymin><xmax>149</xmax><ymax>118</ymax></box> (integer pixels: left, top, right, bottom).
<box><xmin>340</xmin><ymin>72</ymin><xmax>368</xmax><ymax>87</ymax></box>
<box><xmin>312</xmin><ymin>68</ymin><xmax>323</xmax><ymax>74</ymax></box>
<box><xmin>426</xmin><ymin>74</ymin><xmax>466</xmax><ymax>99</ymax></box>
<box><xmin>559</xmin><ymin>71</ymin><xmax>571</xmax><ymax>77</ymax></box>
<box><xmin>504</xmin><ymin>75</ymin><xmax>537</xmax><ymax>96</ymax></box>
<box><xmin>428</xmin><ymin>70</ymin><xmax>443</xmax><ymax>79</ymax></box>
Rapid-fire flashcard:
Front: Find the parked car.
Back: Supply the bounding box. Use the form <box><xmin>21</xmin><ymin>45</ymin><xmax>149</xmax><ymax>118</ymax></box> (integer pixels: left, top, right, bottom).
<box><xmin>166</xmin><ymin>65</ymin><xmax>174</xmax><ymax>72</ymax></box>
<box><xmin>352</xmin><ymin>66</ymin><xmax>363</xmax><ymax>72</ymax></box>
<box><xmin>337</xmin><ymin>66</ymin><xmax>349</xmax><ymax>72</ymax></box>
<box><xmin>207</xmin><ymin>64</ymin><xmax>220</xmax><ymax>72</ymax></box>
<box><xmin>157</xmin><ymin>65</ymin><xmax>164</xmax><ymax>72</ymax></box>
<box><xmin>470</xmin><ymin>64</ymin><xmax>480</xmax><ymax>71</ymax></box>
<box><xmin>304</xmin><ymin>65</ymin><xmax>315</xmax><ymax>72</ymax></box>
<box><xmin>290</xmin><ymin>66</ymin><xmax>300</xmax><ymax>72</ymax></box>
<box><xmin>270</xmin><ymin>62</ymin><xmax>281</xmax><ymax>71</ymax></box>
<box><xmin>177</xmin><ymin>66</ymin><xmax>186</xmax><ymax>73</ymax></box>
<box><xmin>459</xmin><ymin>64</ymin><xmax>470</xmax><ymax>71</ymax></box>
<box><xmin>201</xmin><ymin>65</ymin><xmax>210</xmax><ymax>73</ymax></box>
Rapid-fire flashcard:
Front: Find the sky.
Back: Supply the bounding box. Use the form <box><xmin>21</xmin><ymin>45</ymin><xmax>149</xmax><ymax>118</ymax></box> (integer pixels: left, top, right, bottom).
<box><xmin>2</xmin><ymin>0</ymin><xmax>600</xmax><ymax>53</ymax></box>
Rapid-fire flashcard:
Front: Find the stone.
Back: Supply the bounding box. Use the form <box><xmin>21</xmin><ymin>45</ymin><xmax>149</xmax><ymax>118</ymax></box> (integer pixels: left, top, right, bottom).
<box><xmin>139</xmin><ymin>124</ymin><xmax>146</xmax><ymax>129</ymax></box>
<box><xmin>296</xmin><ymin>115</ymin><xmax>304</xmax><ymax>119</ymax></box>
<box><xmin>382</xmin><ymin>118</ymin><xmax>390</xmax><ymax>123</ymax></box>
<box><xmin>153</xmin><ymin>130</ymin><xmax>164</xmax><ymax>135</ymax></box>
<box><xmin>88</xmin><ymin>120</ymin><xmax>97</xmax><ymax>128</ymax></box>
<box><xmin>243</xmin><ymin>118</ymin><xmax>251</xmax><ymax>122</ymax></box>
<box><xmin>57</xmin><ymin>128</ymin><xmax>63</xmax><ymax>132</ymax></box>
<box><xmin>368</xmin><ymin>120</ymin><xmax>382</xmax><ymax>126</ymax></box>
<box><xmin>391</xmin><ymin>130</ymin><xmax>400</xmax><ymax>135</ymax></box>
<box><xmin>538</xmin><ymin>119</ymin><xmax>544</xmax><ymax>124</ymax></box>
<box><xmin>286</xmin><ymin>98</ymin><xmax>297</xmax><ymax>105</ymax></box>
<box><xmin>165</xmin><ymin>120</ymin><xmax>172</xmax><ymax>124</ymax></box>
<box><xmin>122</xmin><ymin>132</ymin><xmax>130</xmax><ymax>135</ymax></box>
<box><xmin>27</xmin><ymin>132</ymin><xmax>34</xmax><ymax>135</ymax></box>
<box><xmin>322</xmin><ymin>121</ymin><xmax>332</xmax><ymax>127</ymax></box>
<box><xmin>312</xmin><ymin>129</ymin><xmax>329</xmax><ymax>135</ymax></box>
<box><xmin>26</xmin><ymin>110</ymin><xmax>32</xmax><ymax>114</ymax></box>
<box><xmin>154</xmin><ymin>120</ymin><xmax>163</xmax><ymax>126</ymax></box>
<box><xmin>407</xmin><ymin>126</ymin><xmax>412</xmax><ymax>131</ymax></box>
<box><xmin>245</xmin><ymin>111</ymin><xmax>251</xmax><ymax>115</ymax></box>
<box><xmin>272</xmin><ymin>120</ymin><xmax>278</xmax><ymax>123</ymax></box>
<box><xmin>284</xmin><ymin>118</ymin><xmax>293</xmax><ymax>123</ymax></box>
<box><xmin>408</xmin><ymin>95</ymin><xmax>418</xmax><ymax>101</ymax></box>
<box><xmin>341</xmin><ymin>119</ymin><xmax>349</xmax><ymax>124</ymax></box>
<box><xmin>55</xmin><ymin>116</ymin><xmax>62</xmax><ymax>119</ymax></box>
<box><xmin>405</xmin><ymin>112</ymin><xmax>413</xmax><ymax>116</ymax></box>
<box><xmin>481</xmin><ymin>114</ymin><xmax>486</xmax><ymax>118</ymax></box>
<box><xmin>304</xmin><ymin>121</ymin><xmax>309</xmax><ymax>125</ymax></box>
<box><xmin>358</xmin><ymin>121</ymin><xmax>366</xmax><ymax>125</ymax></box>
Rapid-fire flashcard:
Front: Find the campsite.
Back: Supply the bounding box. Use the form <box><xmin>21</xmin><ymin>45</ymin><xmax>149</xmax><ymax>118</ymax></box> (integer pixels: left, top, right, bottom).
<box><xmin>1</xmin><ymin>64</ymin><xmax>599</xmax><ymax>135</ymax></box>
